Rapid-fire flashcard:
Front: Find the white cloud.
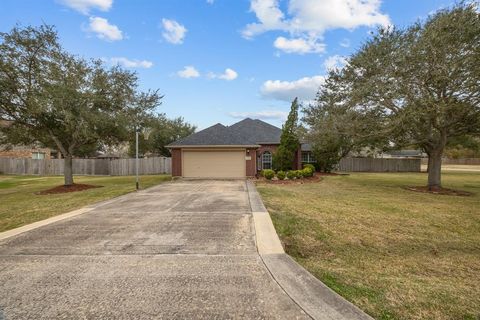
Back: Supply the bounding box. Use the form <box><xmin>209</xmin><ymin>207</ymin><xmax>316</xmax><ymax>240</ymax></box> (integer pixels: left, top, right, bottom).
<box><xmin>243</xmin><ymin>0</ymin><xmax>390</xmax><ymax>54</ymax></box>
<box><xmin>206</xmin><ymin>0</ymin><xmax>214</xmax><ymax>3</ymax></box>
<box><xmin>109</xmin><ymin>57</ymin><xmax>153</xmax><ymax>68</ymax></box>
<box><xmin>242</xmin><ymin>0</ymin><xmax>287</xmax><ymax>39</ymax></box>
<box><xmin>323</xmin><ymin>55</ymin><xmax>347</xmax><ymax>70</ymax></box>
<box><xmin>58</xmin><ymin>0</ymin><xmax>112</xmax><ymax>14</ymax></box>
<box><xmin>229</xmin><ymin>110</ymin><xmax>288</xmax><ymax>120</ymax></box>
<box><xmin>208</xmin><ymin>68</ymin><xmax>238</xmax><ymax>81</ymax></box>
<box><xmin>88</xmin><ymin>17</ymin><xmax>123</xmax><ymax>41</ymax></box>
<box><xmin>219</xmin><ymin>68</ymin><xmax>238</xmax><ymax>80</ymax></box>
<box><xmin>261</xmin><ymin>75</ymin><xmax>325</xmax><ymax>101</ymax></box>
<box><xmin>274</xmin><ymin>36</ymin><xmax>325</xmax><ymax>54</ymax></box>
<box><xmin>161</xmin><ymin>19</ymin><xmax>187</xmax><ymax>44</ymax></box>
<box><xmin>177</xmin><ymin>66</ymin><xmax>200</xmax><ymax>78</ymax></box>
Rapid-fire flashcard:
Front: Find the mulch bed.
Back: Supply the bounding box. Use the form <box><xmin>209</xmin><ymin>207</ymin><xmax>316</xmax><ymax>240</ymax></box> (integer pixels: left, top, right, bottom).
<box><xmin>405</xmin><ymin>186</ymin><xmax>473</xmax><ymax>196</ymax></box>
<box><xmin>255</xmin><ymin>175</ymin><xmax>323</xmax><ymax>185</ymax></box>
<box><xmin>36</xmin><ymin>184</ymin><xmax>103</xmax><ymax>195</ymax></box>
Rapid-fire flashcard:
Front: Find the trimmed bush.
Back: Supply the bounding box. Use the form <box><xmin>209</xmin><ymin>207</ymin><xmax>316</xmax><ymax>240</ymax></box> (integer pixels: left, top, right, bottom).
<box><xmin>302</xmin><ymin>167</ymin><xmax>314</xmax><ymax>177</ymax></box>
<box><xmin>263</xmin><ymin>169</ymin><xmax>275</xmax><ymax>180</ymax></box>
<box><xmin>303</xmin><ymin>164</ymin><xmax>316</xmax><ymax>172</ymax></box>
<box><xmin>276</xmin><ymin>170</ymin><xmax>286</xmax><ymax>180</ymax></box>
<box><xmin>295</xmin><ymin>170</ymin><xmax>304</xmax><ymax>179</ymax></box>
<box><xmin>286</xmin><ymin>171</ymin><xmax>296</xmax><ymax>180</ymax></box>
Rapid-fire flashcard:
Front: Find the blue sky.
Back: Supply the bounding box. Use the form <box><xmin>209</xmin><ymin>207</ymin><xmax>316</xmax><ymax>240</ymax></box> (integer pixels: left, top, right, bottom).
<box><xmin>1</xmin><ymin>0</ymin><xmax>455</xmax><ymax>129</ymax></box>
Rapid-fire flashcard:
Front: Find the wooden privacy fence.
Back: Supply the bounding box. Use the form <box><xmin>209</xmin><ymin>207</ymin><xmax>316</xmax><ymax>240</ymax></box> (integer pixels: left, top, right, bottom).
<box><xmin>0</xmin><ymin>157</ymin><xmax>171</xmax><ymax>176</ymax></box>
<box><xmin>421</xmin><ymin>158</ymin><xmax>480</xmax><ymax>165</ymax></box>
<box><xmin>109</xmin><ymin>157</ymin><xmax>171</xmax><ymax>175</ymax></box>
<box><xmin>338</xmin><ymin>158</ymin><xmax>421</xmax><ymax>172</ymax></box>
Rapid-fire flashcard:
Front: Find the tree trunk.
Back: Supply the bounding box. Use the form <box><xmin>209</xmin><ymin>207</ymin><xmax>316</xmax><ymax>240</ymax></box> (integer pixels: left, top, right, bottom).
<box><xmin>427</xmin><ymin>151</ymin><xmax>442</xmax><ymax>190</ymax></box>
<box><xmin>64</xmin><ymin>154</ymin><xmax>74</xmax><ymax>186</ymax></box>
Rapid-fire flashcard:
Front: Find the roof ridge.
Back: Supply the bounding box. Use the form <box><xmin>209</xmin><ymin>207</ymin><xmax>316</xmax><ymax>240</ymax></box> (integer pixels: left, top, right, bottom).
<box><xmin>253</xmin><ymin>119</ymin><xmax>281</xmax><ymax>130</ymax></box>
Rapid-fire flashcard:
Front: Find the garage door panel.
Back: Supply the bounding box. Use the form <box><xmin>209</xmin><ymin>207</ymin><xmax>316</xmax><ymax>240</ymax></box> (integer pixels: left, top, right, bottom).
<box><xmin>183</xmin><ymin>150</ymin><xmax>245</xmax><ymax>178</ymax></box>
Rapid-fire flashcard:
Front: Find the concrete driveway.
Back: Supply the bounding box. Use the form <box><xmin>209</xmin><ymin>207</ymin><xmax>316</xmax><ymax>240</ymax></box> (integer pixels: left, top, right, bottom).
<box><xmin>0</xmin><ymin>180</ymin><xmax>310</xmax><ymax>319</ymax></box>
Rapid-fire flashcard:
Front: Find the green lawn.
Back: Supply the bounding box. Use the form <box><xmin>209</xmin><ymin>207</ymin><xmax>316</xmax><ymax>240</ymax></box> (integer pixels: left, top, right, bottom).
<box><xmin>257</xmin><ymin>171</ymin><xmax>480</xmax><ymax>320</ymax></box>
<box><xmin>0</xmin><ymin>175</ymin><xmax>171</xmax><ymax>232</ymax></box>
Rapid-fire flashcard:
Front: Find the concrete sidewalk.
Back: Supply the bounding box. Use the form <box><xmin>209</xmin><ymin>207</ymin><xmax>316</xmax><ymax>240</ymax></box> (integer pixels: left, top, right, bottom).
<box><xmin>0</xmin><ymin>179</ymin><xmax>371</xmax><ymax>319</ymax></box>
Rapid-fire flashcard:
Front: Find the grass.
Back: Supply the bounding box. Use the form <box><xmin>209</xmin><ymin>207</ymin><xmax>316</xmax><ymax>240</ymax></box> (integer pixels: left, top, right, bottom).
<box><xmin>0</xmin><ymin>175</ymin><xmax>171</xmax><ymax>232</ymax></box>
<box><xmin>256</xmin><ymin>171</ymin><xmax>480</xmax><ymax>320</ymax></box>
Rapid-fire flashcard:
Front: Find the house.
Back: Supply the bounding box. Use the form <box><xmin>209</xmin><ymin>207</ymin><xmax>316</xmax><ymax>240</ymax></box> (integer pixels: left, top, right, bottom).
<box><xmin>167</xmin><ymin>118</ymin><xmax>314</xmax><ymax>178</ymax></box>
<box><xmin>0</xmin><ymin>146</ymin><xmax>52</xmax><ymax>160</ymax></box>
<box><xmin>0</xmin><ymin>120</ymin><xmax>53</xmax><ymax>159</ymax></box>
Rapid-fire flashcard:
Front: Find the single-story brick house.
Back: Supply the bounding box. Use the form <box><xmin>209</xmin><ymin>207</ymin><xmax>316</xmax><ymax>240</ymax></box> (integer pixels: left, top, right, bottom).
<box><xmin>0</xmin><ymin>146</ymin><xmax>52</xmax><ymax>160</ymax></box>
<box><xmin>167</xmin><ymin>118</ymin><xmax>315</xmax><ymax>178</ymax></box>
<box><xmin>0</xmin><ymin>120</ymin><xmax>53</xmax><ymax>159</ymax></box>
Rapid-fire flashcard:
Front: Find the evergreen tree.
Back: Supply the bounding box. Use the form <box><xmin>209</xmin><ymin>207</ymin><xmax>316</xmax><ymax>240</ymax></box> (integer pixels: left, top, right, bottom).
<box><xmin>273</xmin><ymin>98</ymin><xmax>300</xmax><ymax>171</ymax></box>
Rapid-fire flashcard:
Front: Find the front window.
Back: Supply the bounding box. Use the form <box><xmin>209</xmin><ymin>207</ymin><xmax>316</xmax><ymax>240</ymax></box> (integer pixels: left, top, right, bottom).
<box><xmin>32</xmin><ymin>152</ymin><xmax>45</xmax><ymax>160</ymax></box>
<box><xmin>302</xmin><ymin>152</ymin><xmax>315</xmax><ymax>163</ymax></box>
<box><xmin>262</xmin><ymin>151</ymin><xmax>272</xmax><ymax>170</ymax></box>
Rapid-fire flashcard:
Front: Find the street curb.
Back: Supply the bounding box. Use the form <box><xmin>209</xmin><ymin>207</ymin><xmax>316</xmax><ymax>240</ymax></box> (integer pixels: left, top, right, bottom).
<box><xmin>247</xmin><ymin>180</ymin><xmax>373</xmax><ymax>320</ymax></box>
<box><xmin>0</xmin><ymin>183</ymin><xmax>168</xmax><ymax>242</ymax></box>
<box><xmin>262</xmin><ymin>254</ymin><xmax>374</xmax><ymax>320</ymax></box>
<box><xmin>246</xmin><ymin>181</ymin><xmax>284</xmax><ymax>255</ymax></box>
<box><xmin>252</xmin><ymin>211</ymin><xmax>285</xmax><ymax>254</ymax></box>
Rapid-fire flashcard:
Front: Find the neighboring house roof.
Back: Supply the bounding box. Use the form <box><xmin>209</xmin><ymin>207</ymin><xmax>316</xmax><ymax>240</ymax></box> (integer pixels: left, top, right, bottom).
<box><xmin>386</xmin><ymin>150</ymin><xmax>424</xmax><ymax>157</ymax></box>
<box><xmin>168</xmin><ymin>118</ymin><xmax>282</xmax><ymax>147</ymax></box>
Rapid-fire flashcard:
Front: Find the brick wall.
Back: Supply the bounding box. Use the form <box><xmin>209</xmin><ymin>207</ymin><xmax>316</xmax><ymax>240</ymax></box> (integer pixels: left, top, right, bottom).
<box><xmin>245</xmin><ymin>148</ymin><xmax>257</xmax><ymax>176</ymax></box>
<box><xmin>256</xmin><ymin>144</ymin><xmax>302</xmax><ymax>170</ymax></box>
<box><xmin>171</xmin><ymin>148</ymin><xmax>182</xmax><ymax>176</ymax></box>
<box><xmin>0</xmin><ymin>147</ymin><xmax>51</xmax><ymax>160</ymax></box>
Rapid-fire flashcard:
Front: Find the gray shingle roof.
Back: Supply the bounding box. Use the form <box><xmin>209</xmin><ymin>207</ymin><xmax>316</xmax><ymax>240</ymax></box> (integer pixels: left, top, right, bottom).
<box><xmin>386</xmin><ymin>150</ymin><xmax>424</xmax><ymax>157</ymax></box>
<box><xmin>230</xmin><ymin>118</ymin><xmax>282</xmax><ymax>144</ymax></box>
<box><xmin>167</xmin><ymin>118</ymin><xmax>282</xmax><ymax>147</ymax></box>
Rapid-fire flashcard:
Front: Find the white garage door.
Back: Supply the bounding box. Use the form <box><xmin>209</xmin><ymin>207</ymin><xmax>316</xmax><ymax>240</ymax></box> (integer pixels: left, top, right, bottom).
<box><xmin>183</xmin><ymin>150</ymin><xmax>246</xmax><ymax>178</ymax></box>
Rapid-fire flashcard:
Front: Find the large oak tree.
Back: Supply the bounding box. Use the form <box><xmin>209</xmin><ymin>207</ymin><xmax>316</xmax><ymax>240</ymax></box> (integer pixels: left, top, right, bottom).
<box><xmin>0</xmin><ymin>25</ymin><xmax>162</xmax><ymax>185</ymax></box>
<box><xmin>308</xmin><ymin>3</ymin><xmax>480</xmax><ymax>189</ymax></box>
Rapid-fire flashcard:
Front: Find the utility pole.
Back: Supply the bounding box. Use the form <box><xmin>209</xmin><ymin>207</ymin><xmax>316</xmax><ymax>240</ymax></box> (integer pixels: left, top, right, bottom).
<box><xmin>135</xmin><ymin>127</ymin><xmax>139</xmax><ymax>190</ymax></box>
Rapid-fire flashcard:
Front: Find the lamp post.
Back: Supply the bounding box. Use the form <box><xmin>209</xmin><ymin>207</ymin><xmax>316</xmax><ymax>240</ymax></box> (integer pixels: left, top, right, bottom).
<box><xmin>135</xmin><ymin>126</ymin><xmax>140</xmax><ymax>190</ymax></box>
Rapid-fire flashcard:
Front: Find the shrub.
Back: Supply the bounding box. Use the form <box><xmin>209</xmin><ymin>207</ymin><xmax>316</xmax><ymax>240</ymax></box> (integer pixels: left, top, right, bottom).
<box><xmin>302</xmin><ymin>167</ymin><xmax>314</xmax><ymax>177</ymax></box>
<box><xmin>286</xmin><ymin>171</ymin><xmax>296</xmax><ymax>180</ymax></box>
<box><xmin>303</xmin><ymin>164</ymin><xmax>315</xmax><ymax>172</ymax></box>
<box><xmin>263</xmin><ymin>169</ymin><xmax>275</xmax><ymax>180</ymax></box>
<box><xmin>276</xmin><ymin>170</ymin><xmax>286</xmax><ymax>180</ymax></box>
<box><xmin>295</xmin><ymin>170</ymin><xmax>304</xmax><ymax>179</ymax></box>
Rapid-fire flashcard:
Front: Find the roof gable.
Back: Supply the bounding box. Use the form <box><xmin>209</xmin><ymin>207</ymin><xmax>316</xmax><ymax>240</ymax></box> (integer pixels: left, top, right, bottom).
<box><xmin>169</xmin><ymin>123</ymin><xmax>246</xmax><ymax>146</ymax></box>
<box><xmin>230</xmin><ymin>118</ymin><xmax>282</xmax><ymax>144</ymax></box>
